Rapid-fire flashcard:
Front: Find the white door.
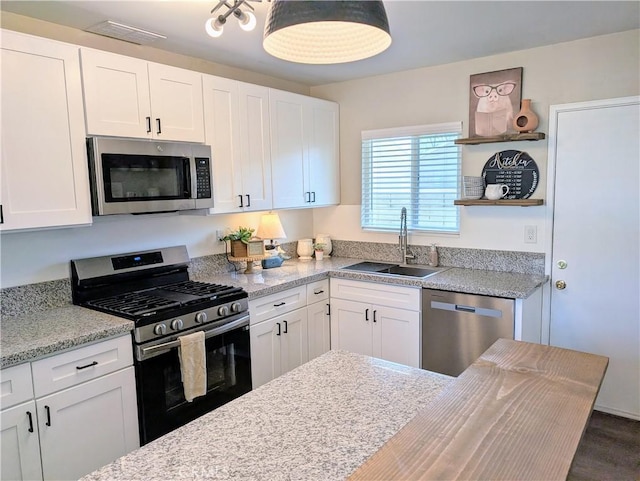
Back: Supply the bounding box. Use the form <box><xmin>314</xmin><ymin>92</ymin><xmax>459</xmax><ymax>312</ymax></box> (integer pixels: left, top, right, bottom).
<box><xmin>548</xmin><ymin>97</ymin><xmax>639</xmax><ymax>419</ymax></box>
<box><xmin>80</xmin><ymin>48</ymin><xmax>152</xmax><ymax>138</ymax></box>
<box><xmin>278</xmin><ymin>308</ymin><xmax>308</xmax><ymax>375</ymax></box>
<box><xmin>203</xmin><ymin>75</ymin><xmax>243</xmax><ymax>214</ymax></box>
<box><xmin>148</xmin><ymin>63</ymin><xmax>204</xmax><ymax>142</ymax></box>
<box><xmin>249</xmin><ymin>319</ymin><xmax>282</xmax><ymax>388</ymax></box>
<box><xmin>270</xmin><ymin>90</ymin><xmax>307</xmax><ymax>208</ymax></box>
<box><xmin>1</xmin><ymin>401</ymin><xmax>43</xmax><ymax>481</ymax></box>
<box><xmin>1</xmin><ymin>31</ymin><xmax>92</xmax><ymax>231</ymax></box>
<box><xmin>307</xmin><ymin>301</ymin><xmax>331</xmax><ymax>361</ymax></box>
<box><xmin>238</xmin><ymin>82</ymin><xmax>272</xmax><ymax>212</ymax></box>
<box><xmin>37</xmin><ymin>367</ymin><xmax>139</xmax><ymax>480</ymax></box>
<box><xmin>373</xmin><ymin>306</ymin><xmax>420</xmax><ymax>368</ymax></box>
<box><xmin>307</xmin><ymin>98</ymin><xmax>340</xmax><ymax>207</ymax></box>
<box><xmin>330</xmin><ymin>299</ymin><xmax>372</xmax><ymax>356</ymax></box>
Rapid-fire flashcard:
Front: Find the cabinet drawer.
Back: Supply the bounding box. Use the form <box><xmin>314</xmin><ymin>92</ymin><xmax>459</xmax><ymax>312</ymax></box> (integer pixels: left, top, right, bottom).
<box><xmin>32</xmin><ymin>335</ymin><xmax>133</xmax><ymax>397</ymax></box>
<box><xmin>249</xmin><ymin>286</ymin><xmax>306</xmax><ymax>325</ymax></box>
<box><xmin>0</xmin><ymin>363</ymin><xmax>34</xmax><ymax>409</ymax></box>
<box><xmin>330</xmin><ymin>278</ymin><xmax>420</xmax><ymax>311</ymax></box>
<box><xmin>307</xmin><ymin>279</ymin><xmax>329</xmax><ymax>304</ymax></box>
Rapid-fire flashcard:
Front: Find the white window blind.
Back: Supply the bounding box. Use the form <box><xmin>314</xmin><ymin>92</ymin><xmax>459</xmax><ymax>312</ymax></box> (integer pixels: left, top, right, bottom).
<box><xmin>361</xmin><ymin>122</ymin><xmax>461</xmax><ymax>233</ymax></box>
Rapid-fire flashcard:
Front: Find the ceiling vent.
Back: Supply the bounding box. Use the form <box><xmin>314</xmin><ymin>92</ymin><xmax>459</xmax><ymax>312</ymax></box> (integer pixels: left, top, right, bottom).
<box><xmin>85</xmin><ymin>21</ymin><xmax>167</xmax><ymax>45</ymax></box>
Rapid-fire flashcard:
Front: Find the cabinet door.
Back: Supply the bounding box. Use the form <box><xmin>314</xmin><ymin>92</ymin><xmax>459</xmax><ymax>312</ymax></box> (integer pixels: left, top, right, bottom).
<box><xmin>203</xmin><ymin>75</ymin><xmax>243</xmax><ymax>213</ymax></box>
<box><xmin>373</xmin><ymin>306</ymin><xmax>420</xmax><ymax>368</ymax></box>
<box><xmin>306</xmin><ymin>98</ymin><xmax>340</xmax><ymax>206</ymax></box>
<box><xmin>270</xmin><ymin>89</ymin><xmax>307</xmax><ymax>208</ymax></box>
<box><xmin>308</xmin><ymin>301</ymin><xmax>331</xmax><ymax>361</ymax></box>
<box><xmin>238</xmin><ymin>82</ymin><xmax>272</xmax><ymax>212</ymax></box>
<box><xmin>330</xmin><ymin>299</ymin><xmax>372</xmax><ymax>357</ymax></box>
<box><xmin>1</xmin><ymin>401</ymin><xmax>42</xmax><ymax>481</ymax></box>
<box><xmin>148</xmin><ymin>62</ymin><xmax>204</xmax><ymax>142</ymax></box>
<box><xmin>80</xmin><ymin>48</ymin><xmax>152</xmax><ymax>138</ymax></box>
<box><xmin>37</xmin><ymin>367</ymin><xmax>139</xmax><ymax>481</ymax></box>
<box><xmin>0</xmin><ymin>31</ymin><xmax>91</xmax><ymax>231</ymax></box>
<box><xmin>278</xmin><ymin>307</ymin><xmax>308</xmax><ymax>375</ymax></box>
<box><xmin>249</xmin><ymin>318</ymin><xmax>282</xmax><ymax>389</ymax></box>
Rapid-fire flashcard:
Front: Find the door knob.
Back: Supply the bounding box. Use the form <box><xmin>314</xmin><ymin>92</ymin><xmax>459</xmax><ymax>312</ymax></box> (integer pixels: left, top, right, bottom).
<box><xmin>555</xmin><ymin>280</ymin><xmax>567</xmax><ymax>290</ymax></box>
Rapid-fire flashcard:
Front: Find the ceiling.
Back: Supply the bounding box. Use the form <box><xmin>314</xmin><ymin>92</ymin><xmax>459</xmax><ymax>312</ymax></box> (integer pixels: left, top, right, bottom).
<box><xmin>2</xmin><ymin>1</ymin><xmax>639</xmax><ymax>86</ymax></box>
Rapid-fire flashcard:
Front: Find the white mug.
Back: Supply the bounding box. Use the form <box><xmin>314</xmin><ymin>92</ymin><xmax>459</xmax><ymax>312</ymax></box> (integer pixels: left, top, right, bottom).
<box><xmin>485</xmin><ymin>184</ymin><xmax>509</xmax><ymax>200</ymax></box>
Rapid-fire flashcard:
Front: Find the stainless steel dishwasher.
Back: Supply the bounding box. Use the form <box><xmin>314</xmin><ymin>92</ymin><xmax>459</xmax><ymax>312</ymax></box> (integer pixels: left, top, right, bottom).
<box><xmin>422</xmin><ymin>289</ymin><xmax>514</xmax><ymax>376</ymax></box>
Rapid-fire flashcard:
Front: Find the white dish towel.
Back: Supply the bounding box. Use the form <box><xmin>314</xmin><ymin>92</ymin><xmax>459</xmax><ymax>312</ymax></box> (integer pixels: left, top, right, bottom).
<box><xmin>178</xmin><ymin>331</ymin><xmax>206</xmax><ymax>402</ymax></box>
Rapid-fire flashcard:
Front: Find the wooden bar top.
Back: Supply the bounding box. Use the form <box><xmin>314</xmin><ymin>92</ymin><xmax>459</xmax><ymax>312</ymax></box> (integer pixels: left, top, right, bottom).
<box><xmin>348</xmin><ymin>339</ymin><xmax>608</xmax><ymax>481</ymax></box>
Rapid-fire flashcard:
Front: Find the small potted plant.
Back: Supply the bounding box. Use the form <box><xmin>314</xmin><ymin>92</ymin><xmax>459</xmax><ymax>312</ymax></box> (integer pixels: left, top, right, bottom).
<box><xmin>313</xmin><ymin>242</ymin><xmax>326</xmax><ymax>261</ymax></box>
<box><xmin>220</xmin><ymin>226</ymin><xmax>256</xmax><ymax>258</ymax></box>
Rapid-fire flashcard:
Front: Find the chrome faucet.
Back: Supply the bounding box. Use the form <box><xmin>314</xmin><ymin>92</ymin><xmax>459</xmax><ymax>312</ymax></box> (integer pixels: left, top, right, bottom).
<box><xmin>399</xmin><ymin>207</ymin><xmax>414</xmax><ymax>265</ymax></box>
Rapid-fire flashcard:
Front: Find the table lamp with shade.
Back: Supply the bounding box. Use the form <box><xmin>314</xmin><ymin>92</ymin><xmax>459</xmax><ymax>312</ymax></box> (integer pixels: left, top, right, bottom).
<box><xmin>257</xmin><ymin>213</ymin><xmax>287</xmax><ymax>267</ymax></box>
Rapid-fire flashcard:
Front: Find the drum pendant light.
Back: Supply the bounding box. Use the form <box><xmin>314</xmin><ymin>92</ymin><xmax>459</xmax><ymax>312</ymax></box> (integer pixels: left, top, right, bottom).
<box><xmin>263</xmin><ymin>1</ymin><xmax>391</xmax><ymax>64</ymax></box>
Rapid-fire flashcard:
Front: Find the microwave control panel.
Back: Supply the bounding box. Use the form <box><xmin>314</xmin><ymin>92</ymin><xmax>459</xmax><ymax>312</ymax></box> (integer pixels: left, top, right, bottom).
<box><xmin>195</xmin><ymin>158</ymin><xmax>212</xmax><ymax>199</ymax></box>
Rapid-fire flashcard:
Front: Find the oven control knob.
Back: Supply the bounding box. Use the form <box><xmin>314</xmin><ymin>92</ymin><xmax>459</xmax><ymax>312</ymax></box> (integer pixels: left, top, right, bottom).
<box><xmin>217</xmin><ymin>305</ymin><xmax>230</xmax><ymax>317</ymax></box>
<box><xmin>195</xmin><ymin>312</ymin><xmax>208</xmax><ymax>324</ymax></box>
<box><xmin>170</xmin><ymin>319</ymin><xmax>184</xmax><ymax>331</ymax></box>
<box><xmin>153</xmin><ymin>324</ymin><xmax>167</xmax><ymax>336</ymax></box>
<box><xmin>230</xmin><ymin>302</ymin><xmax>242</xmax><ymax>313</ymax></box>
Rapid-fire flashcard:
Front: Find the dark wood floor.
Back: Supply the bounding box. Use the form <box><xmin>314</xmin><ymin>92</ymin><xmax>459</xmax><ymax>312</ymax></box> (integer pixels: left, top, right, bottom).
<box><xmin>568</xmin><ymin>410</ymin><xmax>640</xmax><ymax>481</ymax></box>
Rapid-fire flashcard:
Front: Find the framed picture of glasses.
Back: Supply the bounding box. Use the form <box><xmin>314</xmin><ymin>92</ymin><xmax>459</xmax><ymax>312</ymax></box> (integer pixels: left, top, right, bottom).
<box><xmin>469</xmin><ymin>67</ymin><xmax>523</xmax><ymax>138</ymax></box>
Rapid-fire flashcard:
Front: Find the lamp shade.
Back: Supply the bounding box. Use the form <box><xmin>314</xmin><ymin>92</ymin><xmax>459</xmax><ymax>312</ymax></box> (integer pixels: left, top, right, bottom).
<box><xmin>257</xmin><ymin>213</ymin><xmax>287</xmax><ymax>240</ymax></box>
<box><xmin>263</xmin><ymin>0</ymin><xmax>391</xmax><ymax>64</ymax></box>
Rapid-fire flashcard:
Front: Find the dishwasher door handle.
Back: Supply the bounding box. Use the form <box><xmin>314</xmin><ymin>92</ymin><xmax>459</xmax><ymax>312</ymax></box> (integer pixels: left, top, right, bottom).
<box><xmin>455</xmin><ymin>304</ymin><xmax>476</xmax><ymax>313</ymax></box>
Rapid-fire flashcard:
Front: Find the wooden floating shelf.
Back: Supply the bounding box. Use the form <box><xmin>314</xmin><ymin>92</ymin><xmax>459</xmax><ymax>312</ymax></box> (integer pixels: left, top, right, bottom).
<box><xmin>454</xmin><ymin>199</ymin><xmax>544</xmax><ymax>206</ymax></box>
<box><xmin>455</xmin><ymin>132</ymin><xmax>546</xmax><ymax>145</ymax></box>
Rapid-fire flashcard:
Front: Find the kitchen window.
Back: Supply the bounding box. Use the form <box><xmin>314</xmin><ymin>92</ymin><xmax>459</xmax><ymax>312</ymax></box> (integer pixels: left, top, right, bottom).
<box><xmin>361</xmin><ymin>121</ymin><xmax>461</xmax><ymax>233</ymax></box>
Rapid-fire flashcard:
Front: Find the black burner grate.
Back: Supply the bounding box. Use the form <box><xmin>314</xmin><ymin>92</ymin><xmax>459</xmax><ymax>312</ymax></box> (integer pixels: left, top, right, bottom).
<box><xmin>161</xmin><ymin>281</ymin><xmax>239</xmax><ymax>297</ymax></box>
<box><xmin>87</xmin><ymin>292</ymin><xmax>181</xmax><ymax>317</ymax></box>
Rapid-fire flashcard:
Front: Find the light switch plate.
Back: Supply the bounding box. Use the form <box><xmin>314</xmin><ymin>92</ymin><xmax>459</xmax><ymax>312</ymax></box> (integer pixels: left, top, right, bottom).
<box><xmin>524</xmin><ymin>225</ymin><xmax>537</xmax><ymax>244</ymax></box>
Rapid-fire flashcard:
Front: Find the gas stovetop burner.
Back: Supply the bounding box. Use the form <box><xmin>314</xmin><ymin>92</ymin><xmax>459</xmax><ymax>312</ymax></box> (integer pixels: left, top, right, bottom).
<box><xmin>85</xmin><ymin>281</ymin><xmax>245</xmax><ymax>319</ymax></box>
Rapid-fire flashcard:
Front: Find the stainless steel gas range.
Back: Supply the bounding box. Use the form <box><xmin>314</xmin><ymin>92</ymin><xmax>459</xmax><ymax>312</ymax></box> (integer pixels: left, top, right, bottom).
<box><xmin>71</xmin><ymin>246</ymin><xmax>252</xmax><ymax>445</ymax></box>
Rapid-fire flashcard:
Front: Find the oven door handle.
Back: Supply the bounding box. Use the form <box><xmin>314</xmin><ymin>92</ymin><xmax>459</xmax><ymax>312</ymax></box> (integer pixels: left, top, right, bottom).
<box><xmin>138</xmin><ymin>314</ymin><xmax>250</xmax><ymax>360</ymax></box>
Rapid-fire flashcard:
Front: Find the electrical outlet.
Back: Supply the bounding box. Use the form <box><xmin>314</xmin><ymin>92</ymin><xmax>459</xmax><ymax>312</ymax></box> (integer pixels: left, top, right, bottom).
<box><xmin>216</xmin><ymin>229</ymin><xmax>225</xmax><ymax>242</ymax></box>
<box><xmin>524</xmin><ymin>225</ymin><xmax>537</xmax><ymax>244</ymax></box>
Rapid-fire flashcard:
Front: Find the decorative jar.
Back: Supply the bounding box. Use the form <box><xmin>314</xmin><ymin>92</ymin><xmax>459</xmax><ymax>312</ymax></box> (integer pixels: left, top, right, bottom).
<box><xmin>297</xmin><ymin>239</ymin><xmax>313</xmax><ymax>259</ymax></box>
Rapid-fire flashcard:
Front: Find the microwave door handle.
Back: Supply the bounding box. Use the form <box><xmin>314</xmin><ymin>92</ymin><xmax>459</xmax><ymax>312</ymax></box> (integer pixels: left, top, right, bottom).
<box><xmin>138</xmin><ymin>314</ymin><xmax>250</xmax><ymax>360</ymax></box>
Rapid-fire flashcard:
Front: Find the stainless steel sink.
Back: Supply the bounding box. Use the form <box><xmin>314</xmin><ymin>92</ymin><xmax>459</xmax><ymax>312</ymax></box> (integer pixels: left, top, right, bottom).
<box><xmin>341</xmin><ymin>261</ymin><xmax>445</xmax><ymax>279</ymax></box>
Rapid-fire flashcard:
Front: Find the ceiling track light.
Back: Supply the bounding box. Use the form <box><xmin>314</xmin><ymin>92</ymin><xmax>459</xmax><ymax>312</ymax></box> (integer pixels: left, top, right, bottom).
<box><xmin>263</xmin><ymin>0</ymin><xmax>392</xmax><ymax>64</ymax></box>
<box><xmin>205</xmin><ymin>0</ymin><xmax>257</xmax><ymax>38</ymax></box>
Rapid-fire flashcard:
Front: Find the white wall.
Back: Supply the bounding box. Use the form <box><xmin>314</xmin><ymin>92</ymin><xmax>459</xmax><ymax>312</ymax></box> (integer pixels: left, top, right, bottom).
<box><xmin>311</xmin><ymin>30</ymin><xmax>640</xmax><ymax>252</ymax></box>
<box><xmin>0</xmin><ymin>210</ymin><xmax>312</xmax><ymax>288</ymax></box>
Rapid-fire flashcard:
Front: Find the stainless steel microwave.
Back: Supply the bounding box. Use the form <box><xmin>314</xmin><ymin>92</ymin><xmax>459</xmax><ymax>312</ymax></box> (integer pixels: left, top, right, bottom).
<box><xmin>87</xmin><ymin>137</ymin><xmax>214</xmax><ymax>215</ymax></box>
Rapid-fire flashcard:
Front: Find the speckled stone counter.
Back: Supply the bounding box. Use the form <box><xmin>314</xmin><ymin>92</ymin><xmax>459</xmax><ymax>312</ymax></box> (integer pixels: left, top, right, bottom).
<box><xmin>81</xmin><ymin>350</ymin><xmax>452</xmax><ymax>481</ymax></box>
<box><xmin>193</xmin><ymin>257</ymin><xmax>547</xmax><ymax>300</ymax></box>
<box><xmin>0</xmin><ymin>306</ymin><xmax>133</xmax><ymax>368</ymax></box>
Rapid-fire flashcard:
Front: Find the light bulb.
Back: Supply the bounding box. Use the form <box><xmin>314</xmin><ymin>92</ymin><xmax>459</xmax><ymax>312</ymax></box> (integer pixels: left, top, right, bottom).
<box><xmin>236</xmin><ymin>10</ymin><xmax>257</xmax><ymax>32</ymax></box>
<box><xmin>205</xmin><ymin>17</ymin><xmax>224</xmax><ymax>38</ymax></box>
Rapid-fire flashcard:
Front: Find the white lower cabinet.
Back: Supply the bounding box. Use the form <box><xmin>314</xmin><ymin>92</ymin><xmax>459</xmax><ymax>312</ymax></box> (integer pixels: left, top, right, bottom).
<box><xmin>0</xmin><ymin>335</ymin><xmax>139</xmax><ymax>481</ymax></box>
<box><xmin>250</xmin><ymin>307</ymin><xmax>308</xmax><ymax>389</ymax></box>
<box><xmin>250</xmin><ymin>280</ymin><xmax>330</xmax><ymax>388</ymax></box>
<box><xmin>1</xmin><ymin>401</ymin><xmax>42</xmax><ymax>481</ymax></box>
<box><xmin>36</xmin><ymin>367</ymin><xmax>138</xmax><ymax>480</ymax></box>
<box><xmin>330</xmin><ymin>279</ymin><xmax>420</xmax><ymax>368</ymax></box>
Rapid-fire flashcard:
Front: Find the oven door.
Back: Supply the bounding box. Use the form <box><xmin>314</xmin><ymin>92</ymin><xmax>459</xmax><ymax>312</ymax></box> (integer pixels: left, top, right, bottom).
<box><xmin>135</xmin><ymin>315</ymin><xmax>252</xmax><ymax>445</ymax></box>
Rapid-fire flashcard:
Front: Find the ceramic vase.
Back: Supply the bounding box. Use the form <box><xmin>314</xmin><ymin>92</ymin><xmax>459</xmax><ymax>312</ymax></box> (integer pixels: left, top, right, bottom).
<box><xmin>297</xmin><ymin>239</ymin><xmax>313</xmax><ymax>259</ymax></box>
<box><xmin>314</xmin><ymin>234</ymin><xmax>332</xmax><ymax>257</ymax></box>
<box><xmin>513</xmin><ymin>99</ymin><xmax>539</xmax><ymax>133</ymax></box>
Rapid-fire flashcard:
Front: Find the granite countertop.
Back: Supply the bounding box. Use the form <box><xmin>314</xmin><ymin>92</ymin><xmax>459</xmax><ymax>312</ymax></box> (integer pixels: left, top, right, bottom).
<box><xmin>0</xmin><ymin>258</ymin><xmax>546</xmax><ymax>368</ymax></box>
<box><xmin>81</xmin><ymin>350</ymin><xmax>453</xmax><ymax>481</ymax></box>
<box><xmin>194</xmin><ymin>257</ymin><xmax>548</xmax><ymax>300</ymax></box>
<box><xmin>0</xmin><ymin>306</ymin><xmax>133</xmax><ymax>368</ymax></box>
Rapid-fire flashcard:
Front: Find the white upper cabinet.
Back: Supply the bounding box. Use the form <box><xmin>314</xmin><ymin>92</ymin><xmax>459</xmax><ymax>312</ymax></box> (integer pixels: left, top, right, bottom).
<box><xmin>203</xmin><ymin>76</ymin><xmax>272</xmax><ymax>213</ymax></box>
<box><xmin>269</xmin><ymin>89</ymin><xmax>339</xmax><ymax>209</ymax></box>
<box><xmin>0</xmin><ymin>30</ymin><xmax>92</xmax><ymax>231</ymax></box>
<box><xmin>81</xmin><ymin>48</ymin><xmax>204</xmax><ymax>142</ymax></box>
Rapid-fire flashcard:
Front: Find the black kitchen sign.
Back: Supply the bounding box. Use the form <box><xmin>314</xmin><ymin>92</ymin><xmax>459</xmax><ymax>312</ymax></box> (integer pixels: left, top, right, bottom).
<box><xmin>481</xmin><ymin>150</ymin><xmax>539</xmax><ymax>199</ymax></box>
